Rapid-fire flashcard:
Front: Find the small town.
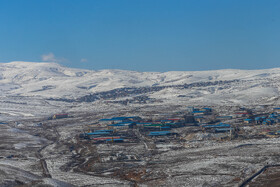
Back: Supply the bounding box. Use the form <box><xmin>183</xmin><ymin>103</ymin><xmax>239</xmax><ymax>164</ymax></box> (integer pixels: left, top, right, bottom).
<box><xmin>77</xmin><ymin>106</ymin><xmax>280</xmax><ymax>145</ymax></box>
<box><xmin>2</xmin><ymin>103</ymin><xmax>280</xmax><ymax>186</ymax></box>
<box><xmin>40</xmin><ymin>105</ymin><xmax>280</xmax><ymax>186</ymax></box>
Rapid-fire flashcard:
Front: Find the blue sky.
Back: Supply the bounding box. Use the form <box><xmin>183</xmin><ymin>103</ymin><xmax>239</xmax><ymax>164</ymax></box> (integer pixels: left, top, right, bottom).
<box><xmin>0</xmin><ymin>0</ymin><xmax>280</xmax><ymax>72</ymax></box>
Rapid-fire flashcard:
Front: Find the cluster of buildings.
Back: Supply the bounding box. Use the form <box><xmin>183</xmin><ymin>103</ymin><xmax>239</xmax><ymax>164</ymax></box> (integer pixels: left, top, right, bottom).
<box><xmin>75</xmin><ymin>106</ymin><xmax>280</xmax><ymax>144</ymax></box>
<box><xmin>79</xmin><ymin>116</ymin><xmax>184</xmax><ymax>143</ymax></box>
<box><xmin>244</xmin><ymin>111</ymin><xmax>280</xmax><ymax>125</ymax></box>
<box><xmin>202</xmin><ymin>123</ymin><xmax>234</xmax><ymax>133</ymax></box>
<box><xmin>77</xmin><ymin>107</ymin><xmax>212</xmax><ymax>143</ymax></box>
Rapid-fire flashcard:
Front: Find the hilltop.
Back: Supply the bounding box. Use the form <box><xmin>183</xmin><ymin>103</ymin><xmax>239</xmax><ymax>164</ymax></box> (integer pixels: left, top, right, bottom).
<box><xmin>1</xmin><ymin>61</ymin><xmax>280</xmax><ymax>119</ymax></box>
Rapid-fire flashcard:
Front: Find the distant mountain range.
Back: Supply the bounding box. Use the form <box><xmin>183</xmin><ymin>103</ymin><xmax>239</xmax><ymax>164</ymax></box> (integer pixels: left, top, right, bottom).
<box><xmin>1</xmin><ymin>61</ymin><xmax>280</xmax><ymax>108</ymax></box>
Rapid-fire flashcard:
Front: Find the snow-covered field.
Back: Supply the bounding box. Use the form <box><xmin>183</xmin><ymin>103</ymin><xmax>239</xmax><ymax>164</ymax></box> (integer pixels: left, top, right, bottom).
<box><xmin>1</xmin><ymin>61</ymin><xmax>280</xmax><ymax>120</ymax></box>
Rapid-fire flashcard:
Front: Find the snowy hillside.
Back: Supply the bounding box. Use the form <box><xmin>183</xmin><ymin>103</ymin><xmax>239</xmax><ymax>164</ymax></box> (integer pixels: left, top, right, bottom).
<box><xmin>1</xmin><ymin>61</ymin><xmax>280</xmax><ymax>119</ymax></box>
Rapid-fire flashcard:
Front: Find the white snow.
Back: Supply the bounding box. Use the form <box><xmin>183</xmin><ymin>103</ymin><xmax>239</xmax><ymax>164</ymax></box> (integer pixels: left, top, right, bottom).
<box><xmin>1</xmin><ymin>61</ymin><xmax>280</xmax><ymax>119</ymax></box>
<box><xmin>0</xmin><ymin>61</ymin><xmax>279</xmax><ymax>98</ymax></box>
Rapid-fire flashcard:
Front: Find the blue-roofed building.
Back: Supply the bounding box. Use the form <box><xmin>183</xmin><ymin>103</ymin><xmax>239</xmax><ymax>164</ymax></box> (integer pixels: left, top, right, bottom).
<box><xmin>202</xmin><ymin>107</ymin><xmax>212</xmax><ymax>112</ymax></box>
<box><xmin>108</xmin><ymin>123</ymin><xmax>127</xmax><ymax>128</ymax></box>
<box><xmin>86</xmin><ymin>131</ymin><xmax>111</xmax><ymax>136</ymax></box>
<box><xmin>255</xmin><ymin>117</ymin><xmax>261</xmax><ymax>121</ymax></box>
<box><xmin>214</xmin><ymin>128</ymin><xmax>234</xmax><ymax>133</ymax></box>
<box><xmin>105</xmin><ymin>138</ymin><xmax>124</xmax><ymax>143</ymax></box>
<box><xmin>161</xmin><ymin>119</ymin><xmax>172</xmax><ymax>122</ymax></box>
<box><xmin>217</xmin><ymin>116</ymin><xmax>233</xmax><ymax>120</ymax></box>
<box><xmin>138</xmin><ymin>122</ymin><xmax>154</xmax><ymax>124</ymax></box>
<box><xmin>160</xmin><ymin>126</ymin><xmax>171</xmax><ymax>129</ymax></box>
<box><xmin>107</xmin><ymin>122</ymin><xmax>136</xmax><ymax>129</ymax></box>
<box><xmin>148</xmin><ymin>131</ymin><xmax>172</xmax><ymax>136</ymax></box>
<box><xmin>192</xmin><ymin>111</ymin><xmax>206</xmax><ymax>115</ymax></box>
<box><xmin>273</xmin><ymin>108</ymin><xmax>280</xmax><ymax>113</ymax></box>
<box><xmin>202</xmin><ymin>123</ymin><xmax>231</xmax><ymax>129</ymax></box>
<box><xmin>99</xmin><ymin>116</ymin><xmax>141</xmax><ymax>122</ymax></box>
<box><xmin>192</xmin><ymin>110</ymin><xmax>205</xmax><ymax>113</ymax></box>
<box><xmin>94</xmin><ymin>129</ymin><xmax>114</xmax><ymax>132</ymax></box>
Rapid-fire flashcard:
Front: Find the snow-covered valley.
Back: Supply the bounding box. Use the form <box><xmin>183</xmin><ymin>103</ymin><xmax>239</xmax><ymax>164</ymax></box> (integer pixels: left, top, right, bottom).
<box><xmin>2</xmin><ymin>62</ymin><xmax>280</xmax><ymax>186</ymax></box>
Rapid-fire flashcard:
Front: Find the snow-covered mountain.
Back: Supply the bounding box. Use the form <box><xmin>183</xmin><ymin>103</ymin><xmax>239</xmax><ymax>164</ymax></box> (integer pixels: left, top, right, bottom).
<box><xmin>1</xmin><ymin>61</ymin><xmax>280</xmax><ymax>119</ymax></box>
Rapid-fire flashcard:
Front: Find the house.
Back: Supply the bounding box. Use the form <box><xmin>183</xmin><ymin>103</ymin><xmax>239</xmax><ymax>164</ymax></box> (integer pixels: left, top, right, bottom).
<box><xmin>262</xmin><ymin>120</ymin><xmax>273</xmax><ymax>125</ymax></box>
<box><xmin>186</xmin><ymin>107</ymin><xmax>194</xmax><ymax>112</ymax></box>
<box><xmin>105</xmin><ymin>138</ymin><xmax>124</xmax><ymax>143</ymax></box>
<box><xmin>183</xmin><ymin>115</ymin><xmax>195</xmax><ymax>123</ymax></box>
<box><xmin>80</xmin><ymin>130</ymin><xmax>114</xmax><ymax>139</ymax></box>
<box><xmin>270</xmin><ymin>113</ymin><xmax>276</xmax><ymax>117</ymax></box>
<box><xmin>164</xmin><ymin>123</ymin><xmax>183</xmax><ymax>128</ymax></box>
<box><xmin>266</xmin><ymin>118</ymin><xmax>275</xmax><ymax>125</ymax></box>
<box><xmin>194</xmin><ymin>116</ymin><xmax>204</xmax><ymax>123</ymax></box>
<box><xmin>99</xmin><ymin>116</ymin><xmax>141</xmax><ymax>124</ymax></box>
<box><xmin>166</xmin><ymin>118</ymin><xmax>181</xmax><ymax>123</ymax></box>
<box><xmin>144</xmin><ymin>124</ymin><xmax>172</xmax><ymax>131</ymax></box>
<box><xmin>244</xmin><ymin>119</ymin><xmax>253</xmax><ymax>123</ymax></box>
<box><xmin>99</xmin><ymin>118</ymin><xmax>123</xmax><ymax>124</ymax></box>
<box><xmin>217</xmin><ymin>116</ymin><xmax>232</xmax><ymax>120</ymax></box>
<box><xmin>235</xmin><ymin>112</ymin><xmax>250</xmax><ymax>117</ymax></box>
<box><xmin>255</xmin><ymin>117</ymin><xmax>263</xmax><ymax>124</ymax></box>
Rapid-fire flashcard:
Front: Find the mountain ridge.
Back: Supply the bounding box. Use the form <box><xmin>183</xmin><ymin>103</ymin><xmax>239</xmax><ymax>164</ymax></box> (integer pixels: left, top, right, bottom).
<box><xmin>1</xmin><ymin>61</ymin><xmax>280</xmax><ymax>105</ymax></box>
